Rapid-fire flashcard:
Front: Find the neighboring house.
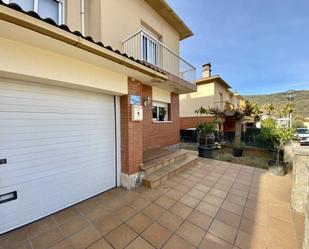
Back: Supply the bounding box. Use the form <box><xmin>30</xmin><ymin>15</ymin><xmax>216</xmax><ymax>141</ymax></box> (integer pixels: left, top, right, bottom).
<box><xmin>0</xmin><ymin>0</ymin><xmax>196</xmax><ymax>233</ymax></box>
<box><xmin>180</xmin><ymin>63</ymin><xmax>242</xmax><ymax>137</ymax></box>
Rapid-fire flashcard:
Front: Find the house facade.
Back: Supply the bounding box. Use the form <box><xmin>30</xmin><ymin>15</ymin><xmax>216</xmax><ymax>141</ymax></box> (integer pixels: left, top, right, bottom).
<box><xmin>180</xmin><ymin>64</ymin><xmax>243</xmax><ymax>141</ymax></box>
<box><xmin>0</xmin><ymin>0</ymin><xmax>196</xmax><ymax>233</ymax></box>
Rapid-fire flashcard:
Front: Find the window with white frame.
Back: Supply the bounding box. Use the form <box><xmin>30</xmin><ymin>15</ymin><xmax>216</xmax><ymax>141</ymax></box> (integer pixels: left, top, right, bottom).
<box><xmin>152</xmin><ymin>101</ymin><xmax>168</xmax><ymax>122</ymax></box>
<box><xmin>4</xmin><ymin>0</ymin><xmax>63</xmax><ymax>24</ymax></box>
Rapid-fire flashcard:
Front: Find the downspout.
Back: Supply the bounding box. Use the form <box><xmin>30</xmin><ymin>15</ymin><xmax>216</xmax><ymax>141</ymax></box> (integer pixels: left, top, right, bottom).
<box><xmin>80</xmin><ymin>0</ymin><xmax>85</xmax><ymax>36</ymax></box>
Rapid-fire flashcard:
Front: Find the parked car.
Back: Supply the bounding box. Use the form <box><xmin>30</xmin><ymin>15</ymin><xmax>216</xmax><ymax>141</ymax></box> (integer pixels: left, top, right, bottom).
<box><xmin>296</xmin><ymin>128</ymin><xmax>309</xmax><ymax>146</ymax></box>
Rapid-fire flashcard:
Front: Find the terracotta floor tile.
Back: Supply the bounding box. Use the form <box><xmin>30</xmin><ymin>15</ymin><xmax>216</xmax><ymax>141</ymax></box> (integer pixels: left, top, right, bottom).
<box><xmin>157</xmin><ymin>211</ymin><xmax>183</xmax><ymax>232</ymax></box>
<box><xmin>209</xmin><ymin>189</ymin><xmax>228</xmax><ymax>199</ymax></box>
<box><xmin>88</xmin><ymin>238</ymin><xmax>113</xmax><ymax>249</ymax></box>
<box><xmin>142</xmin><ymin>203</ymin><xmax>165</xmax><ymax>220</ymax></box>
<box><xmin>129</xmin><ymin>197</ymin><xmax>151</xmax><ymax>211</ymax></box>
<box><xmin>75</xmin><ymin>198</ymin><xmax>101</xmax><ymax>214</ymax></box>
<box><xmin>209</xmin><ymin>219</ymin><xmax>238</xmax><ymax>244</ymax></box>
<box><xmin>1</xmin><ymin>241</ymin><xmax>32</xmax><ymax>249</ymax></box>
<box><xmin>165</xmin><ymin>189</ymin><xmax>185</xmax><ymax>201</ymax></box>
<box><xmin>187</xmin><ymin>210</ymin><xmax>213</xmax><ymax>230</ymax></box>
<box><xmin>154</xmin><ymin>195</ymin><xmax>176</xmax><ymax>209</ymax></box>
<box><xmin>196</xmin><ymin>201</ymin><xmax>219</xmax><ymax>217</ymax></box>
<box><xmin>194</xmin><ymin>184</ymin><xmax>211</xmax><ymax>193</ymax></box>
<box><xmin>170</xmin><ymin>202</ymin><xmax>193</xmax><ymax>219</ymax></box>
<box><xmin>226</xmin><ymin>194</ymin><xmax>247</xmax><ymax>206</ymax></box>
<box><xmin>68</xmin><ymin>226</ymin><xmax>100</xmax><ymax>249</ymax></box>
<box><xmin>221</xmin><ymin>200</ymin><xmax>244</xmax><ymax>216</ymax></box>
<box><xmin>58</xmin><ymin>215</ymin><xmax>89</xmax><ymax>237</ymax></box>
<box><xmin>85</xmin><ymin>206</ymin><xmax>110</xmax><ymax>223</ymax></box>
<box><xmin>199</xmin><ymin>233</ymin><xmax>233</xmax><ymax>249</ymax></box>
<box><xmin>0</xmin><ymin>227</ymin><xmax>28</xmax><ymax>247</ymax></box>
<box><xmin>92</xmin><ymin>214</ymin><xmax>122</xmax><ymax>235</ymax></box>
<box><xmin>125</xmin><ymin>236</ymin><xmax>155</xmax><ymax>249</ymax></box>
<box><xmin>173</xmin><ymin>184</ymin><xmax>191</xmax><ymax>193</ymax></box>
<box><xmin>106</xmin><ymin>223</ymin><xmax>138</xmax><ymax>249</ymax></box>
<box><xmin>49</xmin><ymin>240</ymin><xmax>73</xmax><ymax>249</ymax></box>
<box><xmin>229</xmin><ymin>189</ymin><xmax>249</xmax><ymax>198</ymax></box>
<box><xmin>113</xmin><ymin>205</ymin><xmax>137</xmax><ymax>222</ymax></box>
<box><xmin>141</xmin><ymin>222</ymin><xmax>172</xmax><ymax>248</ymax></box>
<box><xmin>187</xmin><ymin>188</ymin><xmax>206</xmax><ymax>199</ymax></box>
<box><xmin>179</xmin><ymin>194</ymin><xmax>200</xmax><ymax>208</ymax></box>
<box><xmin>235</xmin><ymin>230</ymin><xmax>267</xmax><ymax>249</ymax></box>
<box><xmin>176</xmin><ymin>221</ymin><xmax>205</xmax><ymax>247</ymax></box>
<box><xmin>126</xmin><ymin>213</ymin><xmax>153</xmax><ymax>234</ymax></box>
<box><xmin>239</xmin><ymin>218</ymin><xmax>267</xmax><ymax>242</ymax></box>
<box><xmin>53</xmin><ymin>207</ymin><xmax>80</xmax><ymax>225</ymax></box>
<box><xmin>31</xmin><ymin>227</ymin><xmax>64</xmax><ymax>249</ymax></box>
<box><xmin>26</xmin><ymin>216</ymin><xmax>56</xmax><ymax>238</ymax></box>
<box><xmin>203</xmin><ymin>194</ymin><xmax>224</xmax><ymax>207</ymax></box>
<box><xmin>267</xmin><ymin>227</ymin><xmax>298</xmax><ymax>249</ymax></box>
<box><xmin>242</xmin><ymin>207</ymin><xmax>268</xmax><ymax>226</ymax></box>
<box><xmin>215</xmin><ymin>209</ymin><xmax>241</xmax><ymax>229</ymax></box>
<box><xmin>162</xmin><ymin>234</ymin><xmax>196</xmax><ymax>249</ymax></box>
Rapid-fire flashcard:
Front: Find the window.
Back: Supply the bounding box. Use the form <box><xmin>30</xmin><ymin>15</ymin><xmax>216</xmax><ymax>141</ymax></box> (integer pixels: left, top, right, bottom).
<box><xmin>5</xmin><ymin>0</ymin><xmax>63</xmax><ymax>24</ymax></box>
<box><xmin>152</xmin><ymin>102</ymin><xmax>168</xmax><ymax>122</ymax></box>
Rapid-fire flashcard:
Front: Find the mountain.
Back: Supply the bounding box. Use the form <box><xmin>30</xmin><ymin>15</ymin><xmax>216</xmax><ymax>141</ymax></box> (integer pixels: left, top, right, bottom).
<box><xmin>244</xmin><ymin>90</ymin><xmax>309</xmax><ymax>118</ymax></box>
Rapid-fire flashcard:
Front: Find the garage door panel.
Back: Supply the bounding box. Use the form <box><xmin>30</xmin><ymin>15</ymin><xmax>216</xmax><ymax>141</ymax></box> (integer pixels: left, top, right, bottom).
<box><xmin>1</xmin><ymin>169</ymin><xmax>116</xmax><ymax>227</ymax></box>
<box><xmin>0</xmin><ymin>81</ymin><xmax>117</xmax><ymax>234</ymax></box>
<box><xmin>0</xmin><ymin>82</ymin><xmax>112</xmax><ymax>104</ymax></box>
<box><xmin>1</xmin><ymin>155</ymin><xmax>115</xmax><ymax>188</ymax></box>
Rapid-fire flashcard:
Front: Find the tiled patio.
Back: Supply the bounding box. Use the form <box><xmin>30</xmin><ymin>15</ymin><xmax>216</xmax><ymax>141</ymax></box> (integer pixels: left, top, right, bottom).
<box><xmin>0</xmin><ymin>157</ymin><xmax>299</xmax><ymax>249</ymax></box>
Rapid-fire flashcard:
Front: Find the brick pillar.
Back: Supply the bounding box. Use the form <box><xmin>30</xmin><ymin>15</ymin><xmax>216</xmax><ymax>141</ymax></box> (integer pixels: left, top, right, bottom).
<box><xmin>120</xmin><ymin>78</ymin><xmax>144</xmax><ymax>189</ymax></box>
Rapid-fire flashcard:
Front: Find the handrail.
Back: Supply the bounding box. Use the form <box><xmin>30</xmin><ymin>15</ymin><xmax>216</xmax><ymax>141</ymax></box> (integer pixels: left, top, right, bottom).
<box><xmin>122</xmin><ymin>29</ymin><xmax>196</xmax><ymax>83</ymax></box>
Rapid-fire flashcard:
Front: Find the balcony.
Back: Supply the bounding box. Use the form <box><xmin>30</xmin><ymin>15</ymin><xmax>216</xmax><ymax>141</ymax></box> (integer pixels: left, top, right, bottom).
<box><xmin>122</xmin><ymin>29</ymin><xmax>196</xmax><ymax>83</ymax></box>
<box><xmin>214</xmin><ymin>101</ymin><xmax>235</xmax><ymax>111</ymax></box>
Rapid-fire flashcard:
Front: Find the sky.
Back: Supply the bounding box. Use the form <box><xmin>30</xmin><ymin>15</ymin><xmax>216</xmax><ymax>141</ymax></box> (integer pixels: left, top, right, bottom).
<box><xmin>166</xmin><ymin>0</ymin><xmax>309</xmax><ymax>95</ymax></box>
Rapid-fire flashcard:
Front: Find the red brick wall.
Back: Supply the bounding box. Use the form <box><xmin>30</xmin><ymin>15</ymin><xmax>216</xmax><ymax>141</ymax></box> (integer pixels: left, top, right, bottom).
<box><xmin>142</xmin><ymin>85</ymin><xmax>180</xmax><ymax>151</ymax></box>
<box><xmin>120</xmin><ymin>79</ymin><xmax>143</xmax><ymax>175</ymax></box>
<box><xmin>120</xmin><ymin>78</ymin><xmax>181</xmax><ymax>175</ymax></box>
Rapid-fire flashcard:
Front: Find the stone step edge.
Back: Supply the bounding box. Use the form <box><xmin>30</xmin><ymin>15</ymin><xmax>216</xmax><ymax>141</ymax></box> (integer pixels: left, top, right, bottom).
<box><xmin>142</xmin><ymin>155</ymin><xmax>198</xmax><ymax>188</ymax></box>
<box><xmin>141</xmin><ymin>149</ymin><xmax>189</xmax><ymax>171</ymax></box>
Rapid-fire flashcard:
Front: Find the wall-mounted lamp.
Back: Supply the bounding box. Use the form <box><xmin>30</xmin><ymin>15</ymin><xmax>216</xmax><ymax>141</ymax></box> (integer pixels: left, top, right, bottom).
<box><xmin>143</xmin><ymin>97</ymin><xmax>152</xmax><ymax>107</ymax></box>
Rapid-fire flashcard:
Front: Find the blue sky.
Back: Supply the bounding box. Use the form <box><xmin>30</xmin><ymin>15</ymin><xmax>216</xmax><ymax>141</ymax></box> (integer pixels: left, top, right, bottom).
<box><xmin>166</xmin><ymin>0</ymin><xmax>309</xmax><ymax>95</ymax></box>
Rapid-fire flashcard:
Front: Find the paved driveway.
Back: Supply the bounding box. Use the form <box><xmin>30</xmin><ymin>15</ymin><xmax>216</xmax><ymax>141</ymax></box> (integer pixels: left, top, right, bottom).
<box><xmin>0</xmin><ymin>158</ymin><xmax>298</xmax><ymax>249</ymax></box>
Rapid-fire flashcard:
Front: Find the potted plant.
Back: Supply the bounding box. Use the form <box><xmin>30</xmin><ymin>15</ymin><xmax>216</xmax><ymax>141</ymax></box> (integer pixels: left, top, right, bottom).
<box><xmin>196</xmin><ymin>120</ymin><xmax>219</xmax><ymax>158</ymax></box>
<box><xmin>232</xmin><ymin>142</ymin><xmax>245</xmax><ymax>157</ymax></box>
<box><xmin>261</xmin><ymin>118</ymin><xmax>295</xmax><ymax>176</ymax></box>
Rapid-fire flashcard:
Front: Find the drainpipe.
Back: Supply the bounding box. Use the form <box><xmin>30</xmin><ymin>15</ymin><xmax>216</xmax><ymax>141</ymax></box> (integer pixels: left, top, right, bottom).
<box><xmin>80</xmin><ymin>0</ymin><xmax>85</xmax><ymax>36</ymax></box>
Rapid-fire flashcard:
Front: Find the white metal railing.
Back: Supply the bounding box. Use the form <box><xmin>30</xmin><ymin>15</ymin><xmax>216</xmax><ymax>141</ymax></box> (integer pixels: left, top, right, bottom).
<box><xmin>122</xmin><ymin>29</ymin><xmax>196</xmax><ymax>83</ymax></box>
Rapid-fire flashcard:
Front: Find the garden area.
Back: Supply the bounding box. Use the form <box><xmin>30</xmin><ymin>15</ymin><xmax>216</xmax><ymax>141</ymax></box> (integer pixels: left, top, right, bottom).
<box><xmin>180</xmin><ymin>142</ymin><xmax>269</xmax><ymax>169</ymax></box>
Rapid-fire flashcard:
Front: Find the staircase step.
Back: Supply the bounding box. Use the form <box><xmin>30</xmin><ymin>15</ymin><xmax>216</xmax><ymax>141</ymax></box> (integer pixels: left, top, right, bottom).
<box><xmin>142</xmin><ymin>149</ymin><xmax>188</xmax><ymax>175</ymax></box>
<box><xmin>142</xmin><ymin>154</ymin><xmax>198</xmax><ymax>188</ymax></box>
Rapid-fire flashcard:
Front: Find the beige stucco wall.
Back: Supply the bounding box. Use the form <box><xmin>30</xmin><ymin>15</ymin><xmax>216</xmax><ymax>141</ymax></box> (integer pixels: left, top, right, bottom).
<box><xmin>214</xmin><ymin>83</ymin><xmax>231</xmax><ymax>109</ymax></box>
<box><xmin>152</xmin><ymin>87</ymin><xmax>171</xmax><ymax>103</ymax></box>
<box><xmin>179</xmin><ymin>83</ymin><xmax>215</xmax><ymax>117</ymax></box>
<box><xmin>65</xmin><ymin>0</ymin><xmax>81</xmax><ymax>32</ymax></box>
<box><xmin>0</xmin><ymin>37</ymin><xmax>127</xmax><ymax>95</ymax></box>
<box><xmin>83</xmin><ymin>0</ymin><xmax>180</xmax><ymax>53</ymax></box>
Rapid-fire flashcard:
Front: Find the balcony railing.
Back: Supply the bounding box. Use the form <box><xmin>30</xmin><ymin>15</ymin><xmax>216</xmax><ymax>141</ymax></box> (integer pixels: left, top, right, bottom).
<box><xmin>214</xmin><ymin>101</ymin><xmax>235</xmax><ymax>111</ymax></box>
<box><xmin>122</xmin><ymin>29</ymin><xmax>196</xmax><ymax>83</ymax></box>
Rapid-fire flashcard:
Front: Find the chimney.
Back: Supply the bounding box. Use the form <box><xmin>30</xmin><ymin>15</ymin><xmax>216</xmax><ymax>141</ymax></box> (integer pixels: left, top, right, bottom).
<box><xmin>202</xmin><ymin>63</ymin><xmax>212</xmax><ymax>78</ymax></box>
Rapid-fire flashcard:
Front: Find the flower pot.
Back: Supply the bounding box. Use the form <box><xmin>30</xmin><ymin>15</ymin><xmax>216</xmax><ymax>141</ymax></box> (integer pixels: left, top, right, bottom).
<box><xmin>268</xmin><ymin>160</ymin><xmax>287</xmax><ymax>176</ymax></box>
<box><xmin>198</xmin><ymin>132</ymin><xmax>215</xmax><ymax>147</ymax></box>
<box><xmin>233</xmin><ymin>148</ymin><xmax>243</xmax><ymax>157</ymax></box>
<box><xmin>198</xmin><ymin>146</ymin><xmax>214</xmax><ymax>158</ymax></box>
<box><xmin>268</xmin><ymin>149</ymin><xmax>284</xmax><ymax>162</ymax></box>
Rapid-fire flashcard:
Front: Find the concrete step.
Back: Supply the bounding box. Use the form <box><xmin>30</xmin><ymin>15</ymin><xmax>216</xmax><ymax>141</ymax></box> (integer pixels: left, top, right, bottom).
<box><xmin>142</xmin><ymin>149</ymin><xmax>188</xmax><ymax>175</ymax></box>
<box><xmin>142</xmin><ymin>154</ymin><xmax>198</xmax><ymax>188</ymax></box>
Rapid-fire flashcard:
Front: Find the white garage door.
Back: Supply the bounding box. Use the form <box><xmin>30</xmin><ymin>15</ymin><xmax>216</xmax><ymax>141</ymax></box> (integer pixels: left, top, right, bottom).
<box><xmin>0</xmin><ymin>80</ymin><xmax>117</xmax><ymax>234</ymax></box>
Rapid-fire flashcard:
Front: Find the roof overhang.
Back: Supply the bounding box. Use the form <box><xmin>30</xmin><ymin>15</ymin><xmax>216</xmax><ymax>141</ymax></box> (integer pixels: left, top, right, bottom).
<box><xmin>196</xmin><ymin>76</ymin><xmax>232</xmax><ymax>89</ymax></box>
<box><xmin>144</xmin><ymin>0</ymin><xmax>193</xmax><ymax>40</ymax></box>
<box><xmin>0</xmin><ymin>3</ymin><xmax>196</xmax><ymax>94</ymax></box>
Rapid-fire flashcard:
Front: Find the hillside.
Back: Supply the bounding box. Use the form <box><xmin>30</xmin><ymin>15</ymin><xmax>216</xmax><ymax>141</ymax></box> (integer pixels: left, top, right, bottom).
<box><xmin>244</xmin><ymin>90</ymin><xmax>309</xmax><ymax>117</ymax></box>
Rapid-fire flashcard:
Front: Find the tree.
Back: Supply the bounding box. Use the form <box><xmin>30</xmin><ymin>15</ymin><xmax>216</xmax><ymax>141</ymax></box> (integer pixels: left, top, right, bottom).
<box><xmin>264</xmin><ymin>103</ymin><xmax>276</xmax><ymax>116</ymax></box>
